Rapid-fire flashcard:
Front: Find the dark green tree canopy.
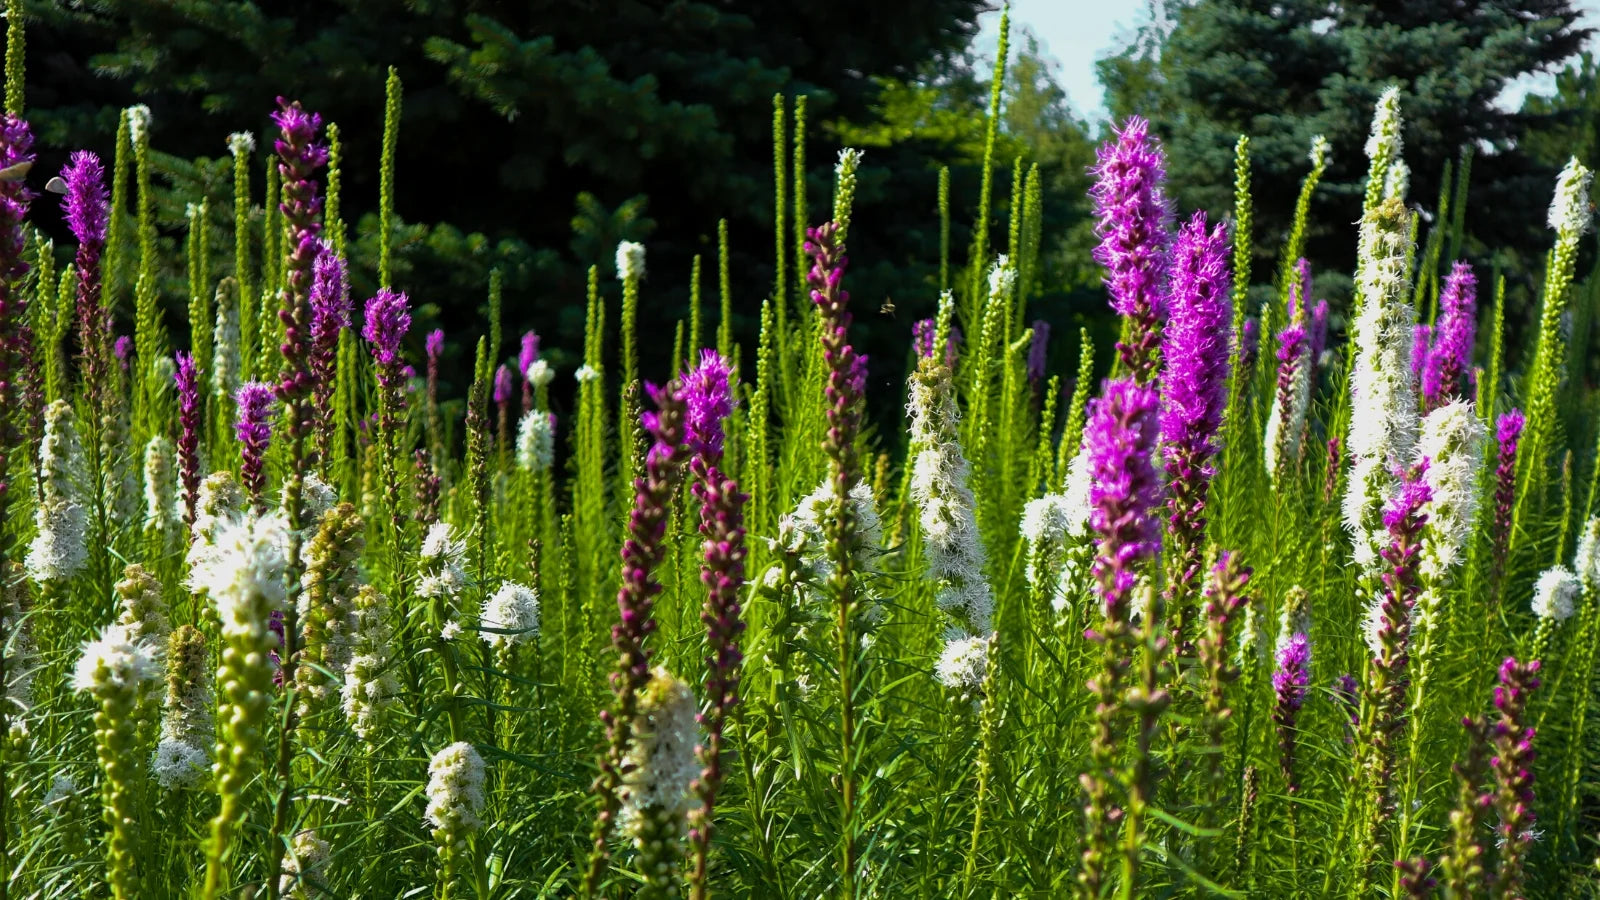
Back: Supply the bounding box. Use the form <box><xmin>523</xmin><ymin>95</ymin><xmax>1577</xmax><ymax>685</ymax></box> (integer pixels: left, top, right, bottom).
<box><xmin>22</xmin><ymin>0</ymin><xmax>990</xmax><ymax>370</ymax></box>
<box><xmin>1108</xmin><ymin>0</ymin><xmax>1591</xmax><ymax>296</ymax></box>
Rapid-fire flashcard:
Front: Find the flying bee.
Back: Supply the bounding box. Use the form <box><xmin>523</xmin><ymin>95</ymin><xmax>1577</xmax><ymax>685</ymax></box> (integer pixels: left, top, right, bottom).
<box><xmin>879</xmin><ymin>296</ymin><xmax>895</xmax><ymax>318</ymax></box>
<box><xmin>0</xmin><ymin>159</ymin><xmax>30</xmax><ymax>182</ymax></box>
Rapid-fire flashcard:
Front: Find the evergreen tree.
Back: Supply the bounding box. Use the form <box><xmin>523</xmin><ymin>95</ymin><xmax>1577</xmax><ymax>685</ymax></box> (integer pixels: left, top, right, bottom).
<box><xmin>1106</xmin><ymin>0</ymin><xmax>1591</xmax><ymax>299</ymax></box>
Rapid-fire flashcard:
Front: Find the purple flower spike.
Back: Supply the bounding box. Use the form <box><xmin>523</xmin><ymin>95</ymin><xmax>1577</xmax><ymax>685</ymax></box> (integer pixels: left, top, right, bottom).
<box><xmin>1091</xmin><ymin>115</ymin><xmax>1172</xmax><ymax>384</ymax></box>
<box><xmin>682</xmin><ymin>347</ymin><xmax>748</xmax><ymax>864</ymax></box>
<box><xmin>1364</xmin><ymin>460</ymin><xmax>1432</xmax><ymax>788</ymax></box>
<box><xmin>595</xmin><ymin>377</ymin><xmax>693</xmax><ymax>869</ymax></box>
<box><xmin>0</xmin><ymin>115</ymin><xmax>31</xmax><ymax>524</ymax></box>
<box><xmin>1086</xmin><ymin>378</ymin><xmax>1164</xmax><ymax>625</ymax></box>
<box><xmin>683</xmin><ymin>349</ymin><xmax>735</xmax><ymax>458</ymax></box>
<box><xmin>235</xmin><ymin>381</ymin><xmax>277</xmax><ymax>504</ymax></box>
<box><xmin>1272</xmin><ymin>632</ymin><xmax>1311</xmax><ymax>794</ymax></box>
<box><xmin>1487</xmin><ymin>656</ymin><xmax>1541</xmax><ymax>898</ymax></box>
<box><xmin>307</xmin><ymin>241</ymin><xmax>348</xmax><ymax>457</ymax></box>
<box><xmin>1491</xmin><ymin>409</ymin><xmax>1525</xmax><ymax>574</ymax></box>
<box><xmin>1291</xmin><ymin>258</ymin><xmax>1312</xmax><ymax>321</ymax></box>
<box><xmin>913</xmin><ymin>318</ymin><xmax>935</xmax><ymax>359</ymax></box>
<box><xmin>426</xmin><ymin>328</ymin><xmax>445</xmax><ymax>362</ymax></box>
<box><xmin>363</xmin><ymin>289</ymin><xmax>412</xmax><ymax>384</ymax></box>
<box><xmin>519</xmin><ymin>331</ymin><xmax>540</xmax><ymax>375</ymax></box>
<box><xmin>1240</xmin><ymin>318</ymin><xmax>1259</xmax><ymax>372</ymax></box>
<box><xmin>272</xmin><ymin>98</ymin><xmax>328</xmax><ymax>410</ymax></box>
<box><xmin>61</xmin><ymin>150</ymin><xmax>113</xmax><ymax>410</ymax></box>
<box><xmin>1160</xmin><ymin>212</ymin><xmax>1231</xmax><ymax>643</ymax></box>
<box><xmin>1422</xmin><ymin>261</ymin><xmax>1477</xmax><ymax>412</ymax></box>
<box><xmin>175</xmin><ymin>353</ymin><xmax>202</xmax><ymax>526</ymax></box>
<box><xmin>62</xmin><ymin>150</ymin><xmax>108</xmax><ymax>247</ymax></box>
<box><xmin>493</xmin><ymin>364</ymin><xmax>514</xmax><ymax>407</ymax></box>
<box><xmin>1309</xmin><ymin>299</ymin><xmax>1329</xmax><ymax>365</ymax></box>
<box><xmin>1027</xmin><ymin>319</ymin><xmax>1051</xmax><ymax>383</ymax></box>
<box><xmin>114</xmin><ymin>336</ymin><xmax>132</xmax><ymax>371</ymax></box>
<box><xmin>1411</xmin><ymin>324</ymin><xmax>1432</xmax><ymax>387</ymax></box>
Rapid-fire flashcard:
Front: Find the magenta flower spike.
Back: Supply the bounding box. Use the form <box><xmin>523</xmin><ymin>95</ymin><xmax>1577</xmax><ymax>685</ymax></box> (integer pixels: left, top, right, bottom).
<box><xmin>307</xmin><ymin>241</ymin><xmax>348</xmax><ymax>460</ymax></box>
<box><xmin>363</xmin><ymin>289</ymin><xmax>412</xmax><ymax>425</ymax></box>
<box><xmin>175</xmin><ymin>352</ymin><xmax>203</xmax><ymax>526</ymax></box>
<box><xmin>493</xmin><ymin>364</ymin><xmax>513</xmax><ymax>408</ymax></box>
<box><xmin>1087</xmin><ymin>378</ymin><xmax>1164</xmax><ymax>627</ymax></box>
<box><xmin>1309</xmin><ymin>299</ymin><xmax>1330</xmax><ymax>366</ymax></box>
<box><xmin>1272</xmin><ymin>632</ymin><xmax>1311</xmax><ymax>794</ymax></box>
<box><xmin>0</xmin><ymin>114</ymin><xmax>31</xmax><ymax>525</ymax></box>
<box><xmin>1159</xmin><ymin>212</ymin><xmax>1231</xmax><ymax>641</ymax></box>
<box><xmin>589</xmin><ymin>378</ymin><xmax>692</xmax><ymax>882</ymax></box>
<box><xmin>235</xmin><ymin>381</ymin><xmax>277</xmax><ymax>505</ymax></box>
<box><xmin>1090</xmin><ymin>115</ymin><xmax>1172</xmax><ymax>384</ymax></box>
<box><xmin>1491</xmin><ymin>409</ymin><xmax>1524</xmax><ymax>575</ymax></box>
<box><xmin>519</xmin><ymin>330</ymin><xmax>540</xmax><ymax>412</ymax></box>
<box><xmin>913</xmin><ymin>318</ymin><xmax>935</xmax><ymax>359</ymax></box>
<box><xmin>60</xmin><ymin>150</ymin><xmax>112</xmax><ymax>406</ymax></box>
<box><xmin>271</xmin><ymin>98</ymin><xmax>328</xmax><ymax>412</ymax></box>
<box><xmin>1240</xmin><ymin>318</ymin><xmax>1259</xmax><ymax>372</ymax></box>
<box><xmin>1487</xmin><ymin>656</ymin><xmax>1541</xmax><ymax>897</ymax></box>
<box><xmin>1422</xmin><ymin>261</ymin><xmax>1477</xmax><ymax>411</ymax></box>
<box><xmin>1364</xmin><ymin>461</ymin><xmax>1432</xmax><ymax>786</ymax></box>
<box><xmin>1027</xmin><ymin>319</ymin><xmax>1051</xmax><ymax>383</ymax></box>
<box><xmin>1410</xmin><ymin>324</ymin><xmax>1432</xmax><ymax>389</ymax></box>
<box><xmin>679</xmin><ymin>349</ymin><xmax>748</xmax><ymax>890</ymax></box>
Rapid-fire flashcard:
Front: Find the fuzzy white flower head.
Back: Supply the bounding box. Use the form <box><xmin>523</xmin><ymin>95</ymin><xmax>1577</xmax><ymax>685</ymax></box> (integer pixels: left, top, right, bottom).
<box><xmin>619</xmin><ymin>667</ymin><xmax>699</xmax><ymax>836</ymax></box>
<box><xmin>1061</xmin><ymin>448</ymin><xmax>1093</xmax><ymax>538</ymax></box>
<box><xmin>480</xmin><ymin>582</ymin><xmax>540</xmax><ymax>649</ymax></box>
<box><xmin>836</xmin><ymin>146</ymin><xmax>864</xmax><ymax>176</ymax></box>
<box><xmin>1364</xmin><ymin>86</ymin><xmax>1403</xmax><ymax>162</ymax></box>
<box><xmin>193</xmin><ymin>512</ymin><xmax>290</xmax><ymax>635</ymax></box>
<box><xmin>41</xmin><ymin>775</ymin><xmax>79</xmax><ymax>816</ymax></box>
<box><xmin>280</xmin><ymin>830</ymin><xmax>331</xmax><ymax>896</ymax></box>
<box><xmin>440</xmin><ymin>621</ymin><xmax>462</xmax><ymax>641</ymax></box>
<box><xmin>526</xmin><ymin>357</ymin><xmax>554</xmax><ymax>387</ymax></box>
<box><xmin>72</xmin><ymin>624</ymin><xmax>160</xmax><ymax>697</ymax></box>
<box><xmin>1021</xmin><ymin>494</ymin><xmax>1073</xmax><ymax>547</ymax></box>
<box><xmin>27</xmin><ymin>400</ymin><xmax>89</xmax><ymax>582</ymax></box>
<box><xmin>1361</xmin><ymin>599</ymin><xmax>1387</xmax><ymax>660</ymax></box>
<box><xmin>1342</xmin><ymin>197</ymin><xmax>1418</xmax><ymax>570</ymax></box>
<box><xmin>289</xmin><ymin>474</ymin><xmax>339</xmax><ymax>526</ymax></box>
<box><xmin>126</xmin><ymin>104</ymin><xmax>153</xmax><ymax>144</ymax></box>
<box><xmin>788</xmin><ymin>479</ymin><xmax>885</xmax><ymax>583</ymax></box>
<box><xmin>1309</xmin><ymin>134</ymin><xmax>1332</xmax><ymax>169</ymax></box>
<box><xmin>27</xmin><ymin>498</ymin><xmax>88</xmax><ymax>583</ymax></box>
<box><xmin>144</xmin><ymin>436</ymin><xmax>179</xmax><ymax>531</ymax></box>
<box><xmin>417</xmin><ymin>522</ymin><xmax>468</xmax><ymax>599</ymax></box>
<box><xmin>227</xmin><ymin>131</ymin><xmax>256</xmax><ymax>157</ymax></box>
<box><xmin>213</xmin><ymin>296</ymin><xmax>241</xmax><ymax>398</ymax></box>
<box><xmin>575</xmin><ymin>363</ymin><xmax>600</xmax><ymax>384</ymax></box>
<box><xmin>1575</xmin><ymin>516</ymin><xmax>1600</xmax><ymax>590</ymax></box>
<box><xmin>987</xmin><ymin>255</ymin><xmax>1016</xmax><ymax>299</ymax></box>
<box><xmin>935</xmin><ymin>633</ymin><xmax>990</xmax><ymax>693</ymax></box>
<box><xmin>152</xmin><ymin>739</ymin><xmax>209</xmax><ymax>790</ymax></box>
<box><xmin>1548</xmin><ymin>156</ymin><xmax>1594</xmax><ymax>235</ymax></box>
<box><xmin>615</xmin><ymin>241</ymin><xmax>647</xmax><ymax>281</ymax></box>
<box><xmin>1264</xmin><ymin>341</ymin><xmax>1312</xmax><ymax>482</ymax></box>
<box><xmin>1416</xmin><ymin>401</ymin><xmax>1486</xmax><ymax>578</ymax></box>
<box><xmin>515</xmin><ymin>410</ymin><xmax>555</xmax><ymax>472</ymax></box>
<box><xmin>1383</xmin><ymin>159</ymin><xmax>1410</xmax><ymax>203</ymax></box>
<box><xmin>424</xmin><ymin>741</ymin><xmax>487</xmax><ymax>833</ymax></box>
<box><xmin>1532</xmin><ymin>566</ymin><xmax>1580</xmax><ymax>622</ymax></box>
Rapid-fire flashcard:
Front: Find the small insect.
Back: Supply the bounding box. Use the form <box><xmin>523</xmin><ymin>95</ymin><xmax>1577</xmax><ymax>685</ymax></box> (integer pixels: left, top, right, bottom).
<box><xmin>0</xmin><ymin>160</ymin><xmax>30</xmax><ymax>182</ymax></box>
<box><xmin>45</xmin><ymin>176</ymin><xmax>66</xmax><ymax>195</ymax></box>
<box><xmin>879</xmin><ymin>297</ymin><xmax>895</xmax><ymax>318</ymax></box>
